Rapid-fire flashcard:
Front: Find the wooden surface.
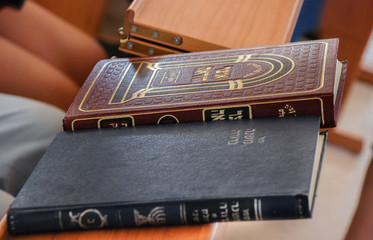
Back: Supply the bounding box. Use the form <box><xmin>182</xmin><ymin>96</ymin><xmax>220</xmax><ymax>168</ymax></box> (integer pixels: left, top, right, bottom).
<box><xmin>319</xmin><ymin>0</ymin><xmax>373</xmax><ymax>152</ymax></box>
<box><xmin>125</xmin><ymin>0</ymin><xmax>302</xmax><ymax>52</ymax></box>
<box><xmin>319</xmin><ymin>0</ymin><xmax>373</xmax><ymax>105</ymax></box>
<box><xmin>327</xmin><ymin>129</ymin><xmax>363</xmax><ymax>153</ymax></box>
<box><xmin>31</xmin><ymin>0</ymin><xmax>108</xmax><ymax>37</ymax></box>
<box><xmin>0</xmin><ymin>213</ymin><xmax>226</xmax><ymax>240</ymax></box>
<box><xmin>360</xmin><ymin>62</ymin><xmax>373</xmax><ymax>85</ymax></box>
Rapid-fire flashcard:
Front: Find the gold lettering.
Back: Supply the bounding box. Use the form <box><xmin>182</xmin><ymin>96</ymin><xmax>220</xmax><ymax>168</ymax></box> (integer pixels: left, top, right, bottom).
<box><xmin>279</xmin><ymin>104</ymin><xmax>296</xmax><ymax>117</ymax></box>
<box><xmin>219</xmin><ymin>202</ymin><xmax>229</xmax><ymax>221</ymax></box>
<box><xmin>215</xmin><ymin>66</ymin><xmax>232</xmax><ymax>79</ymax></box>
<box><xmin>243</xmin><ymin>128</ymin><xmax>255</xmax><ymax>144</ymax></box>
<box><xmin>278</xmin><ymin>109</ymin><xmax>285</xmax><ymax>117</ymax></box>
<box><xmin>243</xmin><ymin>209</ymin><xmax>250</xmax><ymax>220</ymax></box>
<box><xmin>201</xmin><ymin>209</ymin><xmax>210</xmax><ymax>222</ymax></box>
<box><xmin>109</xmin><ymin>123</ymin><xmax>119</xmax><ymax>128</ymax></box>
<box><xmin>192</xmin><ymin>67</ymin><xmax>211</xmax><ymax>82</ymax></box>
<box><xmin>258</xmin><ymin>136</ymin><xmax>266</xmax><ymax>143</ymax></box>
<box><xmin>211</xmin><ymin>109</ymin><xmax>226</xmax><ymax>121</ymax></box>
<box><xmin>228</xmin><ymin>129</ymin><xmax>240</xmax><ymax>145</ymax></box>
<box><xmin>228</xmin><ymin>110</ymin><xmax>243</xmax><ymax>120</ymax></box>
<box><xmin>231</xmin><ymin>202</ymin><xmax>240</xmax><ymax>221</ymax></box>
<box><xmin>109</xmin><ymin>122</ymin><xmax>128</xmax><ymax>128</ymax></box>
<box><xmin>192</xmin><ymin>210</ymin><xmax>200</xmax><ymax>223</ymax></box>
<box><xmin>285</xmin><ymin>104</ymin><xmax>296</xmax><ymax>114</ymax></box>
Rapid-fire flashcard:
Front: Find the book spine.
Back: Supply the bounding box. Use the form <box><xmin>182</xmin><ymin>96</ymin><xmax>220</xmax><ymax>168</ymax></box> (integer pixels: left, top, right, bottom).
<box><xmin>64</xmin><ymin>97</ymin><xmax>330</xmax><ymax>131</ymax></box>
<box><xmin>8</xmin><ymin>196</ymin><xmax>309</xmax><ymax>234</ymax></box>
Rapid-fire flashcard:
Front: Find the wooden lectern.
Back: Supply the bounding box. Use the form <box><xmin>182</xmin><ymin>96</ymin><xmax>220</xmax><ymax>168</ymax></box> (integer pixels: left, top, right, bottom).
<box><xmin>119</xmin><ymin>0</ymin><xmax>302</xmax><ymax>56</ymax></box>
<box><xmin>319</xmin><ymin>0</ymin><xmax>373</xmax><ymax>153</ymax></box>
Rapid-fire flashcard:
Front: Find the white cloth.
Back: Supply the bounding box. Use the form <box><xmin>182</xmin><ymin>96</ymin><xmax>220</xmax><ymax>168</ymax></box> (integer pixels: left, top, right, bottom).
<box><xmin>0</xmin><ymin>189</ymin><xmax>14</xmax><ymax>217</ymax></box>
<box><xmin>0</xmin><ymin>93</ymin><xmax>64</xmax><ymax>195</ymax></box>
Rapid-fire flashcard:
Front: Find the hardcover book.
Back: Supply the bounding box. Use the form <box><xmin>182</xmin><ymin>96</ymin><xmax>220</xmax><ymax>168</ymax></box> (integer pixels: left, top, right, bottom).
<box><xmin>8</xmin><ymin>116</ymin><xmax>326</xmax><ymax>234</ymax></box>
<box><xmin>63</xmin><ymin>39</ymin><xmax>346</xmax><ymax>131</ymax></box>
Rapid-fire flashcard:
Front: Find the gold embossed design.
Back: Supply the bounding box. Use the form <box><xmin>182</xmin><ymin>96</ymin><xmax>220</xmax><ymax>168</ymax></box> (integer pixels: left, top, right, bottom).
<box><xmin>110</xmin><ymin>54</ymin><xmax>294</xmax><ymax>103</ymax></box>
<box><xmin>134</xmin><ymin>206</ymin><xmax>166</xmax><ymax>226</ymax></box>
<box><xmin>78</xmin><ymin>42</ymin><xmax>328</xmax><ymax>113</ymax></box>
<box><xmin>157</xmin><ymin>115</ymin><xmax>179</xmax><ymax>124</ymax></box>
<box><xmin>97</xmin><ymin>115</ymin><xmax>135</xmax><ymax>128</ymax></box>
<box><xmin>69</xmin><ymin>209</ymin><xmax>108</xmax><ymax>229</ymax></box>
<box><xmin>72</xmin><ymin>97</ymin><xmax>325</xmax><ymax>130</ymax></box>
<box><xmin>202</xmin><ymin>105</ymin><xmax>252</xmax><ymax>121</ymax></box>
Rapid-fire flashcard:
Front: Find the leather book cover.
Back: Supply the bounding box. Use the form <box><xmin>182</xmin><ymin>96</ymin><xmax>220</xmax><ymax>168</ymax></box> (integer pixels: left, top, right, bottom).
<box><xmin>63</xmin><ymin>39</ymin><xmax>346</xmax><ymax>131</ymax></box>
<box><xmin>8</xmin><ymin>116</ymin><xmax>326</xmax><ymax>234</ymax></box>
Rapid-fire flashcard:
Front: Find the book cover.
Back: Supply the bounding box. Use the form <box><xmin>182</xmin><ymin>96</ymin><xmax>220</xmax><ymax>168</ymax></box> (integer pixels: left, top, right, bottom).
<box><xmin>8</xmin><ymin>116</ymin><xmax>326</xmax><ymax>234</ymax></box>
<box><xmin>63</xmin><ymin>39</ymin><xmax>346</xmax><ymax>131</ymax></box>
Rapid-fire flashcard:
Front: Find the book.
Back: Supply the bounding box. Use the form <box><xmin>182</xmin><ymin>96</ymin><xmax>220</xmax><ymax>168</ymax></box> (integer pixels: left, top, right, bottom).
<box><xmin>8</xmin><ymin>116</ymin><xmax>326</xmax><ymax>234</ymax></box>
<box><xmin>63</xmin><ymin>39</ymin><xmax>346</xmax><ymax>131</ymax></box>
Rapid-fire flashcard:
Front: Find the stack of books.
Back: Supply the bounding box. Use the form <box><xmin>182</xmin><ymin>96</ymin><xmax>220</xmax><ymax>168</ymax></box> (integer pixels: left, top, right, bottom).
<box><xmin>7</xmin><ymin>39</ymin><xmax>346</xmax><ymax>234</ymax></box>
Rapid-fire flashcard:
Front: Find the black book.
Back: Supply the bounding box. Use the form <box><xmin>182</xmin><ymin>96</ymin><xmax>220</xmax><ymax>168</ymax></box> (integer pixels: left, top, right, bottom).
<box><xmin>8</xmin><ymin>116</ymin><xmax>326</xmax><ymax>234</ymax></box>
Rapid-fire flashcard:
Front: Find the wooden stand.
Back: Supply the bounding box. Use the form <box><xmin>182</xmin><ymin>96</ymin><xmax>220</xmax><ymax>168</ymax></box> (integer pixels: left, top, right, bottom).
<box><xmin>119</xmin><ymin>0</ymin><xmax>302</xmax><ymax>56</ymax></box>
<box><xmin>319</xmin><ymin>0</ymin><xmax>373</xmax><ymax>153</ymax></box>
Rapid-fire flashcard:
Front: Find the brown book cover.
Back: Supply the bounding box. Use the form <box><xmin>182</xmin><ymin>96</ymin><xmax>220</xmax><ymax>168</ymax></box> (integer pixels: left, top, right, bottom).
<box><xmin>63</xmin><ymin>39</ymin><xmax>347</xmax><ymax>131</ymax></box>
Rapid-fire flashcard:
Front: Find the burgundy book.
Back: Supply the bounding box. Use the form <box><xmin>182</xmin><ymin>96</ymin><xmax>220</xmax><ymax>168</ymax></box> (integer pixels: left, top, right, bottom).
<box><xmin>63</xmin><ymin>39</ymin><xmax>347</xmax><ymax>131</ymax></box>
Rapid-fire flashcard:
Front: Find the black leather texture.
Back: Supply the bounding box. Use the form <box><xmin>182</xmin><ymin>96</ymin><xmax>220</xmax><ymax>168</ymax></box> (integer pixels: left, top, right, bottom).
<box><xmin>9</xmin><ymin>116</ymin><xmax>323</xmax><ymax>233</ymax></box>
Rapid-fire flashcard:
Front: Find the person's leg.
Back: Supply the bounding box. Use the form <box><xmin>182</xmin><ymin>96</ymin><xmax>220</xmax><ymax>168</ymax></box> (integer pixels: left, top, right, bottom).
<box><xmin>0</xmin><ymin>0</ymin><xmax>108</xmax><ymax>86</ymax></box>
<box><xmin>0</xmin><ymin>93</ymin><xmax>65</xmax><ymax>196</ymax></box>
<box><xmin>0</xmin><ymin>36</ymin><xmax>79</xmax><ymax>110</ymax></box>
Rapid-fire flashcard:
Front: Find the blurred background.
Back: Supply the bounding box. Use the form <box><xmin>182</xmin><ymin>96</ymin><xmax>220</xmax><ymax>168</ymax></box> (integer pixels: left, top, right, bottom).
<box><xmin>13</xmin><ymin>0</ymin><xmax>373</xmax><ymax>239</ymax></box>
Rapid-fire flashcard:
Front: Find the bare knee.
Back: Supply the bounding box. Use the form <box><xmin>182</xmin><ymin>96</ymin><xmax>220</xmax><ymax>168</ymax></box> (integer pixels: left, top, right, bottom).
<box><xmin>0</xmin><ymin>36</ymin><xmax>79</xmax><ymax>111</ymax></box>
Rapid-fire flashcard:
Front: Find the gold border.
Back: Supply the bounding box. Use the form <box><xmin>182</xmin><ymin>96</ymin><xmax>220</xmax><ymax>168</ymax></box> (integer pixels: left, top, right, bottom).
<box><xmin>159</xmin><ymin>71</ymin><xmax>181</xmax><ymax>85</ymax></box>
<box><xmin>71</xmin><ymin>97</ymin><xmax>325</xmax><ymax>129</ymax></box>
<box><xmin>108</xmin><ymin>63</ymin><xmax>132</xmax><ymax>104</ymax></box>
<box><xmin>109</xmin><ymin>55</ymin><xmax>283</xmax><ymax>105</ymax></box>
<box><xmin>120</xmin><ymin>62</ymin><xmax>145</xmax><ymax>103</ymax></box>
<box><xmin>179</xmin><ymin>203</ymin><xmax>187</xmax><ymax>225</ymax></box>
<box><xmin>157</xmin><ymin>114</ymin><xmax>180</xmax><ymax>124</ymax></box>
<box><xmin>71</xmin><ymin>115</ymin><xmax>135</xmax><ymax>131</ymax></box>
<box><xmin>79</xmin><ymin>59</ymin><xmax>129</xmax><ymax>112</ymax></box>
<box><xmin>78</xmin><ymin>42</ymin><xmax>328</xmax><ymax>113</ymax></box>
<box><xmin>202</xmin><ymin>105</ymin><xmax>253</xmax><ymax>121</ymax></box>
<box><xmin>135</xmin><ymin>58</ymin><xmax>277</xmax><ymax>95</ymax></box>
<box><xmin>97</xmin><ymin>115</ymin><xmax>135</xmax><ymax>128</ymax></box>
<box><xmin>258</xmin><ymin>199</ymin><xmax>263</xmax><ymax>220</ymax></box>
<box><xmin>254</xmin><ymin>198</ymin><xmax>259</xmax><ymax>221</ymax></box>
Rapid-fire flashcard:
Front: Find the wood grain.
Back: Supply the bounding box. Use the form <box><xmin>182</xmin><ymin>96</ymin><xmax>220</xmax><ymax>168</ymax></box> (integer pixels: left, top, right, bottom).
<box><xmin>32</xmin><ymin>0</ymin><xmax>108</xmax><ymax>37</ymax></box>
<box><xmin>319</xmin><ymin>0</ymin><xmax>373</xmax><ymax>152</ymax></box>
<box><xmin>327</xmin><ymin>129</ymin><xmax>363</xmax><ymax>153</ymax></box>
<box><xmin>125</xmin><ymin>0</ymin><xmax>302</xmax><ymax>52</ymax></box>
<box><xmin>359</xmin><ymin>62</ymin><xmax>373</xmax><ymax>85</ymax></box>
<box><xmin>0</xmin><ymin>214</ymin><xmax>226</xmax><ymax>240</ymax></box>
<box><xmin>319</xmin><ymin>0</ymin><xmax>373</xmax><ymax>104</ymax></box>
